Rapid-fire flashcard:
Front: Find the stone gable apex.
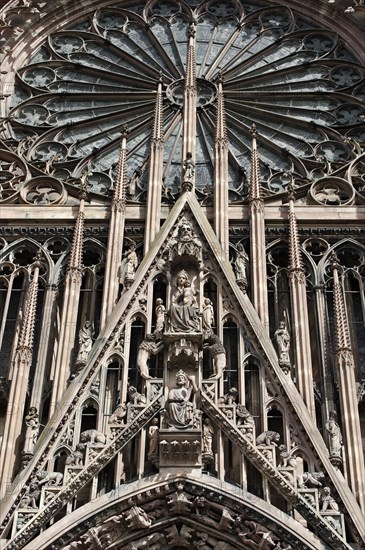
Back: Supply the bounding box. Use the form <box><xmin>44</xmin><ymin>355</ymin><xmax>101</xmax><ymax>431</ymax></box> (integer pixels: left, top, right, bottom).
<box><xmin>1</xmin><ymin>192</ymin><xmax>364</xmax><ymax>546</ymax></box>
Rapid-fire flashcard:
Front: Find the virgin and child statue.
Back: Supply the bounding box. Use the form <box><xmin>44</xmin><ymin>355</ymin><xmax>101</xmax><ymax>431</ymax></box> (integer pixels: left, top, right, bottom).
<box><xmin>169</xmin><ymin>270</ymin><xmax>200</xmax><ymax>333</ymax></box>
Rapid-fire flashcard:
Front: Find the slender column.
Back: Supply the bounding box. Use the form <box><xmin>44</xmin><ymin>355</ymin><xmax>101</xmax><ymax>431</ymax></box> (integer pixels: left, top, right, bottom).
<box><xmin>30</xmin><ymin>284</ymin><xmax>58</xmax><ymax>412</ymax></box>
<box><xmin>313</xmin><ymin>284</ymin><xmax>336</xmax><ymax>417</ymax></box>
<box><xmin>287</xmin><ymin>185</ymin><xmax>316</xmax><ymax>419</ymax></box>
<box><xmin>49</xmin><ymin>188</ymin><xmax>86</xmax><ymax>417</ymax></box>
<box><xmin>144</xmin><ymin>78</ymin><xmax>165</xmax><ymax>253</ymax></box>
<box><xmin>214</xmin><ymin>74</ymin><xmax>229</xmax><ymax>258</ymax></box>
<box><xmin>0</xmin><ymin>253</ymin><xmax>41</xmax><ymax>497</ymax></box>
<box><xmin>181</xmin><ymin>22</ymin><xmax>197</xmax><ymax>192</ymax></box>
<box><xmin>249</xmin><ymin>125</ymin><xmax>269</xmax><ymax>333</ymax></box>
<box><xmin>100</xmin><ymin>126</ymin><xmax>129</xmax><ymax>328</ymax></box>
<box><xmin>331</xmin><ymin>255</ymin><xmax>365</xmax><ymax>513</ymax></box>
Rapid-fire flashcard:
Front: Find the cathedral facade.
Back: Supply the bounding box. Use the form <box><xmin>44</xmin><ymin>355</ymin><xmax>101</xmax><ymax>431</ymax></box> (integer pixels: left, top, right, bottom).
<box><xmin>0</xmin><ymin>0</ymin><xmax>364</xmax><ymax>548</ymax></box>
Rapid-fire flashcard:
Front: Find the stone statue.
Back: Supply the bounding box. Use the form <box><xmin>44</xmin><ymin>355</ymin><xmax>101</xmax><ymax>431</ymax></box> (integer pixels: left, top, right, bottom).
<box><xmin>218</xmin><ymin>387</ymin><xmax>238</xmax><ymax>406</ymax></box>
<box><xmin>128</xmin><ymin>385</ymin><xmax>146</xmax><ymax>405</ymax></box>
<box><xmin>125</xmin><ymin>533</ymin><xmax>165</xmax><ymax>550</ymax></box>
<box><xmin>154</xmin><ymin>298</ymin><xmax>165</xmax><ymax>335</ymax></box>
<box><xmin>204</xmin><ymin>334</ymin><xmax>226</xmax><ymax>379</ymax></box>
<box><xmin>202</xmin><ymin>418</ymin><xmax>214</xmax><ymax>455</ymax></box>
<box><xmin>274</xmin><ymin>321</ymin><xmax>290</xmax><ymax>365</ymax></box>
<box><xmin>278</xmin><ymin>445</ymin><xmax>297</xmax><ymax>469</ymax></box>
<box><xmin>235</xmin><ymin>518</ymin><xmax>277</xmax><ymax>547</ymax></box>
<box><xmin>76</xmin><ymin>320</ymin><xmax>93</xmax><ymax>365</ymax></box>
<box><xmin>125</xmin><ymin>505</ymin><xmax>151</xmax><ymax>529</ymax></box>
<box><xmin>80</xmin><ymin>429</ymin><xmax>106</xmax><ymax>445</ymax></box>
<box><xmin>65</xmin><ymin>444</ymin><xmax>85</xmax><ymax>467</ymax></box>
<box><xmin>256</xmin><ymin>431</ymin><xmax>280</xmax><ymax>447</ymax></box>
<box><xmin>169</xmin><ymin>270</ymin><xmax>200</xmax><ymax>333</ymax></box>
<box><xmin>24</xmin><ymin>407</ymin><xmax>39</xmax><ymax>446</ymax></box>
<box><xmin>202</xmin><ymin>298</ymin><xmax>214</xmax><ymax>333</ymax></box>
<box><xmin>137</xmin><ymin>335</ymin><xmax>164</xmax><ymax>379</ymax></box>
<box><xmin>148</xmin><ymin>417</ymin><xmax>159</xmax><ymax>457</ymax></box>
<box><xmin>320</xmin><ymin>487</ymin><xmax>339</xmax><ymax>512</ymax></box>
<box><xmin>236</xmin><ymin>404</ymin><xmax>254</xmax><ymax>427</ymax></box>
<box><xmin>36</xmin><ymin>470</ymin><xmax>63</xmax><ymax>486</ymax></box>
<box><xmin>183</xmin><ymin>152</ymin><xmax>195</xmax><ymax>180</ymax></box>
<box><xmin>194</xmin><ymin>497</ymin><xmax>235</xmax><ymax>530</ymax></box>
<box><xmin>169</xmin><ymin>216</ymin><xmax>202</xmax><ymax>258</ymax></box>
<box><xmin>109</xmin><ymin>402</ymin><xmax>127</xmax><ymax>424</ymax></box>
<box><xmin>325</xmin><ymin>410</ymin><xmax>343</xmax><ymax>458</ymax></box>
<box><xmin>119</xmin><ymin>240</ymin><xmax>138</xmax><ymax>288</ymax></box>
<box><xmin>297</xmin><ymin>471</ymin><xmax>324</xmax><ymax>488</ymax></box>
<box><xmin>20</xmin><ymin>482</ymin><xmax>41</xmax><ymax>509</ymax></box>
<box><xmin>234</xmin><ymin>242</ymin><xmax>249</xmax><ymax>281</ymax></box>
<box><xmin>128</xmin><ymin>168</ymin><xmax>141</xmax><ymax>198</ymax></box>
<box><xmin>195</xmin><ymin>532</ymin><xmax>235</xmax><ymax>549</ymax></box>
<box><xmin>165</xmin><ymin>370</ymin><xmax>198</xmax><ymax>429</ymax></box>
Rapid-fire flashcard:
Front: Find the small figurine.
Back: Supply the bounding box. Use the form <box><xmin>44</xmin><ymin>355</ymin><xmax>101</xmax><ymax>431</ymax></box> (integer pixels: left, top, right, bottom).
<box><xmin>202</xmin><ymin>298</ymin><xmax>214</xmax><ymax>333</ymax></box>
<box><xmin>183</xmin><ymin>152</ymin><xmax>195</xmax><ymax>180</ymax></box>
<box><xmin>119</xmin><ymin>240</ymin><xmax>138</xmax><ymax>288</ymax></box>
<box><xmin>325</xmin><ymin>410</ymin><xmax>343</xmax><ymax>458</ymax></box>
<box><xmin>76</xmin><ymin>320</ymin><xmax>94</xmax><ymax>365</ymax></box>
<box><xmin>234</xmin><ymin>242</ymin><xmax>249</xmax><ymax>281</ymax></box>
<box><xmin>256</xmin><ymin>431</ymin><xmax>280</xmax><ymax>447</ymax></box>
<box><xmin>202</xmin><ymin>418</ymin><xmax>214</xmax><ymax>455</ymax></box>
<box><xmin>321</xmin><ymin>487</ymin><xmax>339</xmax><ymax>512</ymax></box>
<box><xmin>274</xmin><ymin>321</ymin><xmax>290</xmax><ymax>365</ymax></box>
<box><xmin>154</xmin><ymin>298</ymin><xmax>165</xmax><ymax>335</ymax></box>
<box><xmin>24</xmin><ymin>407</ymin><xmax>39</xmax><ymax>446</ymax></box>
<box><xmin>148</xmin><ymin>418</ymin><xmax>159</xmax><ymax>457</ymax></box>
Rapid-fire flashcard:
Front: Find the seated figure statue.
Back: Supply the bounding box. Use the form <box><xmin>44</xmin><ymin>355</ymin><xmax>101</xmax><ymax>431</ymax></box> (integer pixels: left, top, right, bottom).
<box><xmin>169</xmin><ymin>270</ymin><xmax>200</xmax><ymax>333</ymax></box>
<box><xmin>165</xmin><ymin>370</ymin><xmax>198</xmax><ymax>429</ymax></box>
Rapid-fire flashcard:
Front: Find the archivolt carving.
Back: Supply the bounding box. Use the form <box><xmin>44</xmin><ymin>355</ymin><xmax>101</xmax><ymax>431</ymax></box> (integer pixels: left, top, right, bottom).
<box><xmin>29</xmin><ymin>478</ymin><xmax>323</xmax><ymax>550</ymax></box>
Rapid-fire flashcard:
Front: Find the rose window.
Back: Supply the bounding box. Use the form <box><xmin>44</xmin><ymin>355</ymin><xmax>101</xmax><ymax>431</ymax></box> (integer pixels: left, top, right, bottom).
<box><xmin>7</xmin><ymin>0</ymin><xmax>364</xmax><ymax>203</ymax></box>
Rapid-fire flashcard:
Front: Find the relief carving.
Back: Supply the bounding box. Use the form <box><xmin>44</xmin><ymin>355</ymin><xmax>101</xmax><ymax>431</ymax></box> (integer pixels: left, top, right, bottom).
<box><xmin>194</xmin><ymin>497</ymin><xmax>235</xmax><ymax>531</ymax></box>
<box><xmin>166</xmin><ymin>217</ymin><xmax>202</xmax><ymax>263</ymax></box>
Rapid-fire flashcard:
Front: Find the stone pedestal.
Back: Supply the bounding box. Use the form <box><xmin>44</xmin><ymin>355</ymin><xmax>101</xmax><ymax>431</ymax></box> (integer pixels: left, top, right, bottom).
<box><xmin>164</xmin><ymin>332</ymin><xmax>202</xmax><ymax>370</ymax></box>
<box><xmin>158</xmin><ymin>429</ymin><xmax>202</xmax><ymax>473</ymax></box>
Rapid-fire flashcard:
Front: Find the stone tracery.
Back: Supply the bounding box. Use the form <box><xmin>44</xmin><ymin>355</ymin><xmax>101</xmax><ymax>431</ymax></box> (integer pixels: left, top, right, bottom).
<box><xmin>0</xmin><ymin>0</ymin><xmax>364</xmax><ymax>549</ymax></box>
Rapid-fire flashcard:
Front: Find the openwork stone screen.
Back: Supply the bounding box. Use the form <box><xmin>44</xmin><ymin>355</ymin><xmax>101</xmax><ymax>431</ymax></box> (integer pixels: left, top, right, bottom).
<box><xmin>6</xmin><ymin>0</ymin><xmax>365</xmax><ymax>204</ymax></box>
